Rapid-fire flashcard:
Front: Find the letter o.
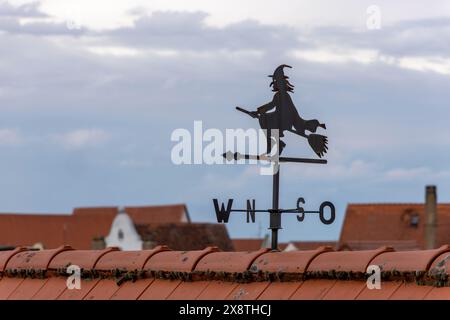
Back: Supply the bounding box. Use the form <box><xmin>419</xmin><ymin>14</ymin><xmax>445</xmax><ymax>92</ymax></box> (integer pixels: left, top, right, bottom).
<box><xmin>319</xmin><ymin>201</ymin><xmax>335</xmax><ymax>225</ymax></box>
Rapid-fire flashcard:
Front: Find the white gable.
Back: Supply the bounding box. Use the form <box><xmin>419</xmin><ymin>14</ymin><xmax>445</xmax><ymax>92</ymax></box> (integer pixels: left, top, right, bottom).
<box><xmin>105</xmin><ymin>211</ymin><xmax>143</xmax><ymax>250</ymax></box>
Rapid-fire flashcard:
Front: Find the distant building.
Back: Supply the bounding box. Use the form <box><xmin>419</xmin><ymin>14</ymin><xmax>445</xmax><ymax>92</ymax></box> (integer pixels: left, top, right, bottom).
<box><xmin>0</xmin><ymin>204</ymin><xmax>233</xmax><ymax>251</ymax></box>
<box><xmin>102</xmin><ymin>207</ymin><xmax>233</xmax><ymax>251</ymax></box>
<box><xmin>338</xmin><ymin>186</ymin><xmax>450</xmax><ymax>250</ymax></box>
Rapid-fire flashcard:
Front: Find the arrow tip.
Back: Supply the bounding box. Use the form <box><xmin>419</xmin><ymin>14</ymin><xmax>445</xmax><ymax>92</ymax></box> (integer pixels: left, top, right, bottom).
<box><xmin>223</xmin><ymin>151</ymin><xmax>238</xmax><ymax>161</ymax></box>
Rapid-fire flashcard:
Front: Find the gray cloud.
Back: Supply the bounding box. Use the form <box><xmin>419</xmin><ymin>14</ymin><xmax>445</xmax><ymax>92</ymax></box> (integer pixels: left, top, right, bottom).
<box><xmin>1</xmin><ymin>6</ymin><xmax>450</xmax><ymax>241</ymax></box>
<box><xmin>0</xmin><ymin>1</ymin><xmax>85</xmax><ymax>35</ymax></box>
<box><xmin>0</xmin><ymin>1</ymin><xmax>45</xmax><ymax>17</ymax></box>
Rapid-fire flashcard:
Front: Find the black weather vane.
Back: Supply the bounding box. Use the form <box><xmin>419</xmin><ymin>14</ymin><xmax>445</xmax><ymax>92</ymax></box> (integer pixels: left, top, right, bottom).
<box><xmin>213</xmin><ymin>64</ymin><xmax>335</xmax><ymax>251</ymax></box>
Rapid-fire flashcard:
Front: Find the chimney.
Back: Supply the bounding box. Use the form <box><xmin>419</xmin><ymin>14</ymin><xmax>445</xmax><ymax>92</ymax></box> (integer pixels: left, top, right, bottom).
<box><xmin>424</xmin><ymin>185</ymin><xmax>437</xmax><ymax>249</ymax></box>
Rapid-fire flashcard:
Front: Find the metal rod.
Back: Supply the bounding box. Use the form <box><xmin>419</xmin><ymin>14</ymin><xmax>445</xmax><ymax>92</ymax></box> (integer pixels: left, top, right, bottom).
<box><xmin>279</xmin><ymin>157</ymin><xmax>327</xmax><ymax>164</ymax></box>
<box><xmin>228</xmin><ymin>209</ymin><xmax>318</xmax><ymax>213</ymax></box>
<box><xmin>270</xmin><ymin>165</ymin><xmax>280</xmax><ymax>251</ymax></box>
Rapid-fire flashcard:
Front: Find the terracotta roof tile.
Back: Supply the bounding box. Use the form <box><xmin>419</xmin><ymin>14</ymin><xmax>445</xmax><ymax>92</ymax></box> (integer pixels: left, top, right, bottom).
<box><xmin>7</xmin><ymin>278</ymin><xmax>49</xmax><ymax>300</ymax></box>
<box><xmin>424</xmin><ymin>286</ymin><xmax>450</xmax><ymax>300</ymax></box>
<box><xmin>110</xmin><ymin>278</ymin><xmax>154</xmax><ymax>300</ymax></box>
<box><xmin>322</xmin><ymin>280</ymin><xmax>367</xmax><ymax>300</ymax></box>
<box><xmin>289</xmin><ymin>279</ymin><xmax>335</xmax><ymax>300</ymax></box>
<box><xmin>144</xmin><ymin>247</ymin><xmax>218</xmax><ymax>272</ymax></box>
<box><xmin>84</xmin><ymin>279</ymin><xmax>122</xmax><ymax>300</ymax></box>
<box><xmin>167</xmin><ymin>281</ymin><xmax>210</xmax><ymax>300</ymax></box>
<box><xmin>429</xmin><ymin>251</ymin><xmax>450</xmax><ymax>276</ymax></box>
<box><xmin>1</xmin><ymin>245</ymin><xmax>450</xmax><ymax>300</ymax></box>
<box><xmin>57</xmin><ymin>279</ymin><xmax>101</xmax><ymax>300</ymax></box>
<box><xmin>0</xmin><ymin>248</ymin><xmax>27</xmax><ymax>272</ymax></box>
<box><xmin>356</xmin><ymin>281</ymin><xmax>402</xmax><ymax>300</ymax></box>
<box><xmin>138</xmin><ymin>279</ymin><xmax>180</xmax><ymax>300</ymax></box>
<box><xmin>370</xmin><ymin>245</ymin><xmax>450</xmax><ymax>272</ymax></box>
<box><xmin>49</xmin><ymin>247</ymin><xmax>118</xmax><ymax>270</ymax></box>
<box><xmin>5</xmin><ymin>245</ymin><xmax>72</xmax><ymax>271</ymax></box>
<box><xmin>250</xmin><ymin>246</ymin><xmax>332</xmax><ymax>274</ymax></box>
<box><xmin>195</xmin><ymin>248</ymin><xmax>269</xmax><ymax>273</ymax></box>
<box><xmin>257</xmin><ymin>282</ymin><xmax>302</xmax><ymax>300</ymax></box>
<box><xmin>389</xmin><ymin>282</ymin><xmax>434</xmax><ymax>300</ymax></box>
<box><xmin>0</xmin><ymin>278</ymin><xmax>24</xmax><ymax>300</ymax></box>
<box><xmin>31</xmin><ymin>277</ymin><xmax>67</xmax><ymax>300</ymax></box>
<box><xmin>93</xmin><ymin>246</ymin><xmax>169</xmax><ymax>271</ymax></box>
<box><xmin>196</xmin><ymin>281</ymin><xmax>239</xmax><ymax>300</ymax></box>
<box><xmin>226</xmin><ymin>282</ymin><xmax>270</xmax><ymax>300</ymax></box>
<box><xmin>307</xmin><ymin>246</ymin><xmax>393</xmax><ymax>273</ymax></box>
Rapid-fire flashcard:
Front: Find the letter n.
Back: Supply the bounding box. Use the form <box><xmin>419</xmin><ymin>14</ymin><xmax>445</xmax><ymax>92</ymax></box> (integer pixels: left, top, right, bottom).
<box><xmin>213</xmin><ymin>199</ymin><xmax>233</xmax><ymax>223</ymax></box>
<box><xmin>246</xmin><ymin>199</ymin><xmax>255</xmax><ymax>223</ymax></box>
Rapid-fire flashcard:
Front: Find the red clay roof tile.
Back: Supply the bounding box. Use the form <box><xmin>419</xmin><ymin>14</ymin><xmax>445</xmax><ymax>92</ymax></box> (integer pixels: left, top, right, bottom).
<box><xmin>83</xmin><ymin>279</ymin><xmax>121</xmax><ymax>300</ymax></box>
<box><xmin>7</xmin><ymin>278</ymin><xmax>49</xmax><ymax>300</ymax></box>
<box><xmin>138</xmin><ymin>279</ymin><xmax>180</xmax><ymax>300</ymax></box>
<box><xmin>167</xmin><ymin>281</ymin><xmax>210</xmax><ymax>300</ymax></box>
<box><xmin>0</xmin><ymin>246</ymin><xmax>450</xmax><ymax>300</ymax></box>
<box><xmin>307</xmin><ymin>246</ymin><xmax>393</xmax><ymax>273</ymax></box>
<box><xmin>389</xmin><ymin>282</ymin><xmax>434</xmax><ymax>300</ymax></box>
<box><xmin>257</xmin><ymin>282</ymin><xmax>302</xmax><ymax>300</ymax></box>
<box><xmin>110</xmin><ymin>278</ymin><xmax>154</xmax><ymax>300</ymax></box>
<box><xmin>48</xmin><ymin>247</ymin><xmax>118</xmax><ymax>270</ymax></box>
<box><xmin>226</xmin><ymin>282</ymin><xmax>270</xmax><ymax>300</ymax></box>
<box><xmin>322</xmin><ymin>280</ymin><xmax>367</xmax><ymax>300</ymax></box>
<box><xmin>429</xmin><ymin>251</ymin><xmax>450</xmax><ymax>276</ymax></box>
<box><xmin>424</xmin><ymin>286</ymin><xmax>450</xmax><ymax>300</ymax></box>
<box><xmin>289</xmin><ymin>279</ymin><xmax>335</xmax><ymax>300</ymax></box>
<box><xmin>31</xmin><ymin>277</ymin><xmax>67</xmax><ymax>300</ymax></box>
<box><xmin>5</xmin><ymin>245</ymin><xmax>72</xmax><ymax>271</ymax></box>
<box><xmin>196</xmin><ymin>281</ymin><xmax>239</xmax><ymax>300</ymax></box>
<box><xmin>194</xmin><ymin>248</ymin><xmax>269</xmax><ymax>273</ymax></box>
<box><xmin>57</xmin><ymin>279</ymin><xmax>101</xmax><ymax>300</ymax></box>
<box><xmin>370</xmin><ymin>245</ymin><xmax>450</xmax><ymax>272</ymax></box>
<box><xmin>356</xmin><ymin>281</ymin><xmax>402</xmax><ymax>300</ymax></box>
<box><xmin>144</xmin><ymin>247</ymin><xmax>218</xmax><ymax>272</ymax></box>
<box><xmin>0</xmin><ymin>247</ymin><xmax>27</xmax><ymax>272</ymax></box>
<box><xmin>0</xmin><ymin>278</ymin><xmax>24</xmax><ymax>300</ymax></box>
<box><xmin>250</xmin><ymin>246</ymin><xmax>332</xmax><ymax>274</ymax></box>
<box><xmin>93</xmin><ymin>245</ymin><xmax>169</xmax><ymax>271</ymax></box>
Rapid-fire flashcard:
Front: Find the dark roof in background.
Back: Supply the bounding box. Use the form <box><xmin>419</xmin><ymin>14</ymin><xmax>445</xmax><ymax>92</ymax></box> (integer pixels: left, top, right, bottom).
<box><xmin>0</xmin><ymin>204</ymin><xmax>188</xmax><ymax>249</ymax></box>
<box><xmin>339</xmin><ymin>204</ymin><xmax>450</xmax><ymax>249</ymax></box>
<box><xmin>232</xmin><ymin>239</ymin><xmax>264</xmax><ymax>251</ymax></box>
<box><xmin>0</xmin><ymin>245</ymin><xmax>449</xmax><ymax>300</ymax></box>
<box><xmin>136</xmin><ymin>223</ymin><xmax>234</xmax><ymax>251</ymax></box>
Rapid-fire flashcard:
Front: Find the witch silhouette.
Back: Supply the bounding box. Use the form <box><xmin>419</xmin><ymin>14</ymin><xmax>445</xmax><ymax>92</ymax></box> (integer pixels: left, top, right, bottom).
<box><xmin>237</xmin><ymin>64</ymin><xmax>328</xmax><ymax>157</ymax></box>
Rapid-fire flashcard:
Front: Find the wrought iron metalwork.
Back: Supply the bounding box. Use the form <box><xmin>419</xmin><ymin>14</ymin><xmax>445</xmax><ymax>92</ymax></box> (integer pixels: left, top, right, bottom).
<box><xmin>213</xmin><ymin>64</ymin><xmax>335</xmax><ymax>251</ymax></box>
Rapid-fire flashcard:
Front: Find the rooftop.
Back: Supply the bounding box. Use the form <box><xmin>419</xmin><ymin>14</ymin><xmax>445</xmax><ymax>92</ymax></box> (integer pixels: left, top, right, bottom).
<box><xmin>339</xmin><ymin>203</ymin><xmax>450</xmax><ymax>250</ymax></box>
<box><xmin>0</xmin><ymin>204</ymin><xmax>188</xmax><ymax>249</ymax></box>
<box><xmin>1</xmin><ymin>244</ymin><xmax>449</xmax><ymax>300</ymax></box>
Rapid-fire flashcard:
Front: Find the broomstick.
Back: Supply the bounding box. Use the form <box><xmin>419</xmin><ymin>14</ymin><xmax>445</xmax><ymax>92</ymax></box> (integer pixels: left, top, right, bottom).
<box><xmin>235</xmin><ymin>106</ymin><xmax>328</xmax><ymax>158</ymax></box>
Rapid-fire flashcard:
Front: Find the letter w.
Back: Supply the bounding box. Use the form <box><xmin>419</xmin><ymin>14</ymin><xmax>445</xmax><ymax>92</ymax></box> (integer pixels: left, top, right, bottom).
<box><xmin>213</xmin><ymin>199</ymin><xmax>233</xmax><ymax>223</ymax></box>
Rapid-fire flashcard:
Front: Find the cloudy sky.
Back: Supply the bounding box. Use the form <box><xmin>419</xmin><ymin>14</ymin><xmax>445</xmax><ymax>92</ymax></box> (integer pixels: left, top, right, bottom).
<box><xmin>1</xmin><ymin>0</ymin><xmax>450</xmax><ymax>242</ymax></box>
